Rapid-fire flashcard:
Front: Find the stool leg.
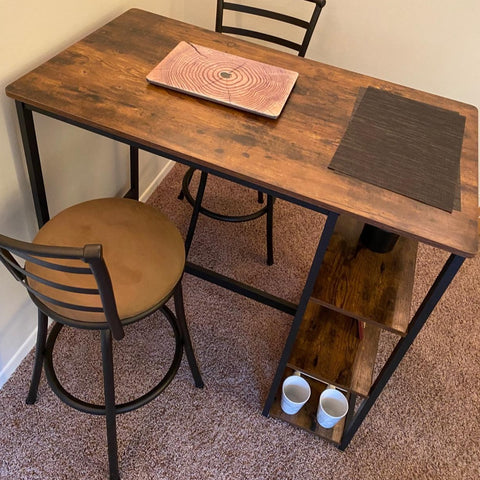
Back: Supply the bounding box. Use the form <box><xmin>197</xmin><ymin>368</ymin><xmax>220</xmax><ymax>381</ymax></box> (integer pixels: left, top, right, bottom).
<box><xmin>178</xmin><ymin>166</ymin><xmax>195</xmax><ymax>200</ymax></box>
<box><xmin>184</xmin><ymin>171</ymin><xmax>208</xmax><ymax>256</ymax></box>
<box><xmin>101</xmin><ymin>329</ymin><xmax>120</xmax><ymax>480</ymax></box>
<box><xmin>26</xmin><ymin>310</ymin><xmax>48</xmax><ymax>404</ymax></box>
<box><xmin>173</xmin><ymin>284</ymin><xmax>204</xmax><ymax>388</ymax></box>
<box><xmin>266</xmin><ymin>195</ymin><xmax>274</xmax><ymax>266</ymax></box>
<box><xmin>178</xmin><ymin>177</ymin><xmax>187</xmax><ymax>201</ymax></box>
<box><xmin>257</xmin><ymin>191</ymin><xmax>264</xmax><ymax>204</ymax></box>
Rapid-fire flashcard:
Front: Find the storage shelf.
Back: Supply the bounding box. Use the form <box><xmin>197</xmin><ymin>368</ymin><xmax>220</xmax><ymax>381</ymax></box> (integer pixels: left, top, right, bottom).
<box><xmin>288</xmin><ymin>301</ymin><xmax>380</xmax><ymax>397</ymax></box>
<box><xmin>273</xmin><ymin>215</ymin><xmax>420</xmax><ymax>444</ymax></box>
<box><xmin>310</xmin><ymin>215</ymin><xmax>418</xmax><ymax>336</ymax></box>
<box><xmin>269</xmin><ymin>368</ymin><xmax>346</xmax><ymax>445</ymax></box>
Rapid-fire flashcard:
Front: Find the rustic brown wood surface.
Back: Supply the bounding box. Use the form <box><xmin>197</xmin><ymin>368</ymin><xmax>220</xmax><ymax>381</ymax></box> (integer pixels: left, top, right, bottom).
<box><xmin>310</xmin><ymin>215</ymin><xmax>418</xmax><ymax>335</ymax></box>
<box><xmin>5</xmin><ymin>8</ymin><xmax>478</xmax><ymax>256</ymax></box>
<box><xmin>146</xmin><ymin>41</ymin><xmax>298</xmax><ymax>118</ymax></box>
<box><xmin>287</xmin><ymin>301</ymin><xmax>380</xmax><ymax>397</ymax></box>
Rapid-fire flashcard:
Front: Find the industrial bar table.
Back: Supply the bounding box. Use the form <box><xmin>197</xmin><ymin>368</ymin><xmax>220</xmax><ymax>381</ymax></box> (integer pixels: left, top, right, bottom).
<box><xmin>6</xmin><ymin>9</ymin><xmax>478</xmax><ymax>449</ymax></box>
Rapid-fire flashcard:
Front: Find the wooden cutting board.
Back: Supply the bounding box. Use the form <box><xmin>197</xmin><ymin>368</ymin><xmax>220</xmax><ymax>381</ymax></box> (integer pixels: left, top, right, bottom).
<box><xmin>146</xmin><ymin>41</ymin><xmax>298</xmax><ymax>119</ymax></box>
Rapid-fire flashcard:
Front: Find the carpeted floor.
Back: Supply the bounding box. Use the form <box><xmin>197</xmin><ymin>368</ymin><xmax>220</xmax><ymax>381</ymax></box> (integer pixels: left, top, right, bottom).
<box><xmin>1</xmin><ymin>164</ymin><xmax>479</xmax><ymax>479</ymax></box>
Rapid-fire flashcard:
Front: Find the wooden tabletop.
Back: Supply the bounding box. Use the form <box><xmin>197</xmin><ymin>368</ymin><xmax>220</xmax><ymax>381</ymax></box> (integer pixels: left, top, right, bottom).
<box><xmin>6</xmin><ymin>8</ymin><xmax>478</xmax><ymax>257</ymax></box>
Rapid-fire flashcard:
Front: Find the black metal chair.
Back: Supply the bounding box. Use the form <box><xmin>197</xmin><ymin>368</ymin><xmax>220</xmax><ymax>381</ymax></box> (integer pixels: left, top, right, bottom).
<box><xmin>0</xmin><ymin>198</ymin><xmax>203</xmax><ymax>480</ymax></box>
<box><xmin>179</xmin><ymin>0</ymin><xmax>327</xmax><ymax>265</ymax></box>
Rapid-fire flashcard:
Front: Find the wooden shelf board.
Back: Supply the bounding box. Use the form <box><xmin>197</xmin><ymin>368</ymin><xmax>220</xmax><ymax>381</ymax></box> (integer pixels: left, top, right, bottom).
<box><xmin>269</xmin><ymin>368</ymin><xmax>346</xmax><ymax>445</ymax></box>
<box><xmin>311</xmin><ymin>215</ymin><xmax>418</xmax><ymax>336</ymax></box>
<box><xmin>288</xmin><ymin>301</ymin><xmax>380</xmax><ymax>397</ymax></box>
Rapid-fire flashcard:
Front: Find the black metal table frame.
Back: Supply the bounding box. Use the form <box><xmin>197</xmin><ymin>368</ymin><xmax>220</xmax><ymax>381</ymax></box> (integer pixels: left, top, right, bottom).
<box><xmin>14</xmin><ymin>99</ymin><xmax>466</xmax><ymax>450</ymax></box>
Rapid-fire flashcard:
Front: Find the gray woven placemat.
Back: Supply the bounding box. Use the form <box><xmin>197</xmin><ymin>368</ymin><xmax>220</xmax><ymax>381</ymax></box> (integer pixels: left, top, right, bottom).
<box><xmin>329</xmin><ymin>87</ymin><xmax>465</xmax><ymax>212</ymax></box>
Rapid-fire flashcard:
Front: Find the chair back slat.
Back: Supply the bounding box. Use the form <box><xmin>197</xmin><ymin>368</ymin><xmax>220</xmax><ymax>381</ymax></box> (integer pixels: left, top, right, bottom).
<box><xmin>21</xmin><ymin>253</ymin><xmax>92</xmax><ymax>274</ymax></box>
<box><xmin>222</xmin><ymin>3</ymin><xmax>311</xmax><ymax>29</ymax></box>
<box><xmin>0</xmin><ymin>234</ymin><xmax>124</xmax><ymax>340</ymax></box>
<box><xmin>0</xmin><ymin>247</ymin><xmax>25</xmax><ymax>282</ymax></box>
<box><xmin>221</xmin><ymin>27</ymin><xmax>303</xmax><ymax>52</ymax></box>
<box><xmin>25</xmin><ymin>268</ymin><xmax>100</xmax><ymax>295</ymax></box>
<box><xmin>216</xmin><ymin>0</ymin><xmax>326</xmax><ymax>57</ymax></box>
<box><xmin>25</xmin><ymin>285</ymin><xmax>104</xmax><ymax>313</ymax></box>
<box><xmin>1</xmin><ymin>251</ymin><xmax>97</xmax><ymax>294</ymax></box>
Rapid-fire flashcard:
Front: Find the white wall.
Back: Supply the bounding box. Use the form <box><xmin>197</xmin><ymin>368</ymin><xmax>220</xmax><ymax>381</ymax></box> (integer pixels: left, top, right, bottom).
<box><xmin>1</xmin><ymin>0</ymin><xmax>478</xmax><ymax>387</ymax></box>
<box><xmin>311</xmin><ymin>0</ymin><xmax>480</xmax><ymax>108</ymax></box>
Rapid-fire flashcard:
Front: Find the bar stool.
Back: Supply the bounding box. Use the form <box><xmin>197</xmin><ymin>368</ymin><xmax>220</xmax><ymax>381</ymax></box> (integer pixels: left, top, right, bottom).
<box><xmin>0</xmin><ymin>198</ymin><xmax>203</xmax><ymax>480</ymax></box>
<box><xmin>179</xmin><ymin>0</ymin><xmax>327</xmax><ymax>265</ymax></box>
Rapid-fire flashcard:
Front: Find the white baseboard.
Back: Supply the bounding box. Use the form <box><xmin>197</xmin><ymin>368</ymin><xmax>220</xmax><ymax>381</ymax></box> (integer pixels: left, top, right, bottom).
<box><xmin>0</xmin><ymin>327</ymin><xmax>38</xmax><ymax>390</ymax></box>
<box><xmin>139</xmin><ymin>160</ymin><xmax>175</xmax><ymax>202</ymax></box>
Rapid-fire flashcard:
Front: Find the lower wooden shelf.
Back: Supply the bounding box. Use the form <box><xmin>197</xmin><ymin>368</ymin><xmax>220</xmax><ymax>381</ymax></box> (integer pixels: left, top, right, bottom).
<box><xmin>269</xmin><ymin>368</ymin><xmax>347</xmax><ymax>445</ymax></box>
<box><xmin>287</xmin><ymin>301</ymin><xmax>381</xmax><ymax>397</ymax></box>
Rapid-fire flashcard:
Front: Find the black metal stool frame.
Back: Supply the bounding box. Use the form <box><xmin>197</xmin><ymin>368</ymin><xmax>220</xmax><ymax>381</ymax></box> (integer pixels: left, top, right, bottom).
<box><xmin>0</xmin><ymin>235</ymin><xmax>203</xmax><ymax>480</ymax></box>
<box><xmin>179</xmin><ymin>0</ymin><xmax>327</xmax><ymax>265</ymax></box>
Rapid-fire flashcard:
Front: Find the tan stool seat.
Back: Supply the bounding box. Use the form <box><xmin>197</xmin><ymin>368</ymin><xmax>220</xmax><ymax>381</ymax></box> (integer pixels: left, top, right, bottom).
<box><xmin>27</xmin><ymin>198</ymin><xmax>185</xmax><ymax>322</ymax></box>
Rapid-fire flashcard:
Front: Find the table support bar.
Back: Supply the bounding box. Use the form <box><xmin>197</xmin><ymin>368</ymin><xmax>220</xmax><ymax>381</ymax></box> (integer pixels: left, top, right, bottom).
<box><xmin>185</xmin><ymin>261</ymin><xmax>297</xmax><ymax>316</ymax></box>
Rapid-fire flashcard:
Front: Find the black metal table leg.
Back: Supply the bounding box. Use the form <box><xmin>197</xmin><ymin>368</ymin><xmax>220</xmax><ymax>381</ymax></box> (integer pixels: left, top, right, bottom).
<box><xmin>262</xmin><ymin>211</ymin><xmax>339</xmax><ymax>416</ymax></box>
<box><xmin>339</xmin><ymin>253</ymin><xmax>465</xmax><ymax>450</ymax></box>
<box><xmin>124</xmin><ymin>146</ymin><xmax>139</xmax><ymax>200</ymax></box>
<box><xmin>266</xmin><ymin>194</ymin><xmax>274</xmax><ymax>266</ymax></box>
<box><xmin>15</xmin><ymin>101</ymin><xmax>49</xmax><ymax>227</ymax></box>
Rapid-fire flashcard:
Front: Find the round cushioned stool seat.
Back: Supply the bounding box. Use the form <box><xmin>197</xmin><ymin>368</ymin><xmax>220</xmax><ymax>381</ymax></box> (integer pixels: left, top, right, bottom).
<box><xmin>27</xmin><ymin>198</ymin><xmax>185</xmax><ymax>323</ymax></box>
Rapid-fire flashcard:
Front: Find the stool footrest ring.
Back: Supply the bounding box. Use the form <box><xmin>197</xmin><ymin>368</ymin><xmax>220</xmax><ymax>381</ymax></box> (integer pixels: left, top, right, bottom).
<box><xmin>181</xmin><ymin>167</ymin><xmax>275</xmax><ymax>222</ymax></box>
<box><xmin>43</xmin><ymin>307</ymin><xmax>183</xmax><ymax>416</ymax></box>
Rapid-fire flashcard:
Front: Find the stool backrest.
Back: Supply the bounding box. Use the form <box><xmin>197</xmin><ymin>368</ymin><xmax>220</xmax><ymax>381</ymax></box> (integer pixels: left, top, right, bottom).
<box><xmin>0</xmin><ymin>234</ymin><xmax>124</xmax><ymax>339</ymax></box>
<box><xmin>215</xmin><ymin>0</ymin><xmax>327</xmax><ymax>57</ymax></box>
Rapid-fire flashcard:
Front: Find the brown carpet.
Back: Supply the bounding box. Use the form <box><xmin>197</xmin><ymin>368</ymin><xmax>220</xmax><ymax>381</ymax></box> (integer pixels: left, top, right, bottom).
<box><xmin>1</xmin><ymin>164</ymin><xmax>479</xmax><ymax>479</ymax></box>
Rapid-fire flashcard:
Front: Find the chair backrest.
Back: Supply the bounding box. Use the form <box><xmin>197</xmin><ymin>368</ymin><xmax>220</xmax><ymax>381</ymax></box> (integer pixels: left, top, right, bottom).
<box><xmin>215</xmin><ymin>0</ymin><xmax>327</xmax><ymax>57</ymax></box>
<box><xmin>0</xmin><ymin>234</ymin><xmax>124</xmax><ymax>340</ymax></box>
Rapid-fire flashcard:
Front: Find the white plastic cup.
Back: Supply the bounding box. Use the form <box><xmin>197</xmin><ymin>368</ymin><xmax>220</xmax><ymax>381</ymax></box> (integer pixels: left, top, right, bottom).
<box><xmin>317</xmin><ymin>387</ymin><xmax>349</xmax><ymax>429</ymax></box>
<box><xmin>280</xmin><ymin>373</ymin><xmax>311</xmax><ymax>415</ymax></box>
